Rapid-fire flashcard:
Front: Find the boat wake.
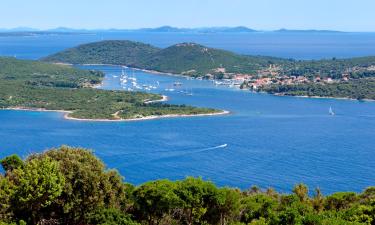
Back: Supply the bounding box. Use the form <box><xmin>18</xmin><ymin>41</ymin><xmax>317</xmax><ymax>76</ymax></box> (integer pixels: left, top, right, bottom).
<box><xmin>202</xmin><ymin>144</ymin><xmax>228</xmax><ymax>151</ymax></box>
<box><xmin>124</xmin><ymin>144</ymin><xmax>229</xmax><ymax>166</ymax></box>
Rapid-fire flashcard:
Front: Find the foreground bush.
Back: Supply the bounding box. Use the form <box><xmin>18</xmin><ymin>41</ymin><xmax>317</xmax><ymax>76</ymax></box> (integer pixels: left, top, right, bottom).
<box><xmin>0</xmin><ymin>146</ymin><xmax>374</xmax><ymax>225</ymax></box>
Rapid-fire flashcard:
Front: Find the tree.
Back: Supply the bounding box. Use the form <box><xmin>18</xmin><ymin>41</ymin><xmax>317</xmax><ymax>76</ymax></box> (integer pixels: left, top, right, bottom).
<box><xmin>175</xmin><ymin>177</ymin><xmax>218</xmax><ymax>225</ymax></box>
<box><xmin>35</xmin><ymin>146</ymin><xmax>127</xmax><ymax>224</ymax></box>
<box><xmin>0</xmin><ymin>155</ymin><xmax>23</xmax><ymax>173</ymax></box>
<box><xmin>133</xmin><ymin>179</ymin><xmax>180</xmax><ymax>225</ymax></box>
<box><xmin>325</xmin><ymin>192</ymin><xmax>358</xmax><ymax>210</ymax></box>
<box><xmin>0</xmin><ymin>175</ymin><xmax>15</xmax><ymax>221</ymax></box>
<box><xmin>206</xmin><ymin>188</ymin><xmax>241</xmax><ymax>225</ymax></box>
<box><xmin>240</xmin><ymin>194</ymin><xmax>277</xmax><ymax>224</ymax></box>
<box><xmin>311</xmin><ymin>188</ymin><xmax>324</xmax><ymax>212</ymax></box>
<box><xmin>88</xmin><ymin>208</ymin><xmax>140</xmax><ymax>225</ymax></box>
<box><xmin>12</xmin><ymin>156</ymin><xmax>65</xmax><ymax>224</ymax></box>
<box><xmin>293</xmin><ymin>183</ymin><xmax>309</xmax><ymax>203</ymax></box>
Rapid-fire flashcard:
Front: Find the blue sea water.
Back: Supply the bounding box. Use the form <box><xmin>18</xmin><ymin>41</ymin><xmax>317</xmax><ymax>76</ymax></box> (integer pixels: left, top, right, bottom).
<box><xmin>1</xmin><ymin>31</ymin><xmax>375</xmax><ymax>60</ymax></box>
<box><xmin>0</xmin><ymin>32</ymin><xmax>374</xmax><ymax>193</ymax></box>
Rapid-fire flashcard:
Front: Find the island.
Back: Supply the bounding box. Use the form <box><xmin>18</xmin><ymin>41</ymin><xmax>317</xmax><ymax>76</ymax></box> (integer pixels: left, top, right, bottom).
<box><xmin>42</xmin><ymin>40</ymin><xmax>375</xmax><ymax>100</ymax></box>
<box><xmin>0</xmin><ymin>57</ymin><xmax>223</xmax><ymax>121</ymax></box>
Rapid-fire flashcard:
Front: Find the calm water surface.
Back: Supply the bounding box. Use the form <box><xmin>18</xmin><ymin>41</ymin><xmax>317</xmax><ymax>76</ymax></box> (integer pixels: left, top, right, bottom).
<box><xmin>0</xmin><ymin>33</ymin><xmax>374</xmax><ymax>193</ymax></box>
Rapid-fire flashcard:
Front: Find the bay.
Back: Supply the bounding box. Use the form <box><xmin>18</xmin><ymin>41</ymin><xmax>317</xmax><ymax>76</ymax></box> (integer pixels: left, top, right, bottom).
<box><xmin>0</xmin><ymin>32</ymin><xmax>374</xmax><ymax>193</ymax></box>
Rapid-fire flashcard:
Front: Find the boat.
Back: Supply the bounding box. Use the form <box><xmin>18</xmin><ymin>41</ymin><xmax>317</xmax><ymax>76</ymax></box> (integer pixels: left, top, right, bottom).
<box><xmin>329</xmin><ymin>106</ymin><xmax>335</xmax><ymax>116</ymax></box>
<box><xmin>186</xmin><ymin>88</ymin><xmax>193</xmax><ymax>96</ymax></box>
<box><xmin>219</xmin><ymin>144</ymin><xmax>228</xmax><ymax>148</ymax></box>
<box><xmin>174</xmin><ymin>82</ymin><xmax>183</xmax><ymax>86</ymax></box>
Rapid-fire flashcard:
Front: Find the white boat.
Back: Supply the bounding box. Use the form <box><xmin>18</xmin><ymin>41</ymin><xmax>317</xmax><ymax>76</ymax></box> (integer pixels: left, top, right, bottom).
<box><xmin>219</xmin><ymin>144</ymin><xmax>228</xmax><ymax>148</ymax></box>
<box><xmin>329</xmin><ymin>106</ymin><xmax>335</xmax><ymax>116</ymax></box>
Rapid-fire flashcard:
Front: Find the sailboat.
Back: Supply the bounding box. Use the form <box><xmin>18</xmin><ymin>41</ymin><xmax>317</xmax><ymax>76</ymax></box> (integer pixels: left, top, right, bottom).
<box><xmin>329</xmin><ymin>106</ymin><xmax>335</xmax><ymax>116</ymax></box>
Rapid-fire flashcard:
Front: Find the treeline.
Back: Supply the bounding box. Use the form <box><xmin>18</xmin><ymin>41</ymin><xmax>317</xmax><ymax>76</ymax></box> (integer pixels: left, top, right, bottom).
<box><xmin>259</xmin><ymin>79</ymin><xmax>375</xmax><ymax>100</ymax></box>
<box><xmin>1</xmin><ymin>146</ymin><xmax>374</xmax><ymax>225</ymax></box>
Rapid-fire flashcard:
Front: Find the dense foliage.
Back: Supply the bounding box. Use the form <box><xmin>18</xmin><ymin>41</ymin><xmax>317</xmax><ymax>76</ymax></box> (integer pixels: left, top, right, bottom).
<box><xmin>41</xmin><ymin>40</ymin><xmax>375</xmax><ymax>79</ymax></box>
<box><xmin>41</xmin><ymin>41</ymin><xmax>286</xmax><ymax>76</ymax></box>
<box><xmin>41</xmin><ymin>40</ymin><xmax>160</xmax><ymax>66</ymax></box>
<box><xmin>135</xmin><ymin>43</ymin><xmax>284</xmax><ymax>76</ymax></box>
<box><xmin>1</xmin><ymin>147</ymin><xmax>374</xmax><ymax>225</ymax></box>
<box><xmin>258</xmin><ymin>79</ymin><xmax>375</xmax><ymax>100</ymax></box>
<box><xmin>281</xmin><ymin>57</ymin><xmax>375</xmax><ymax>79</ymax></box>
<box><xmin>0</xmin><ymin>57</ymin><xmax>219</xmax><ymax>120</ymax></box>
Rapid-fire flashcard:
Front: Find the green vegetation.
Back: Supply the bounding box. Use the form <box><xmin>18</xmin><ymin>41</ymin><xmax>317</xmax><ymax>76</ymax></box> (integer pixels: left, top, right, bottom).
<box><xmin>281</xmin><ymin>57</ymin><xmax>375</xmax><ymax>79</ymax></box>
<box><xmin>0</xmin><ymin>57</ymin><xmax>220</xmax><ymax>120</ymax></box>
<box><xmin>42</xmin><ymin>40</ymin><xmax>375</xmax><ymax>99</ymax></box>
<box><xmin>135</xmin><ymin>43</ymin><xmax>283</xmax><ymax>76</ymax></box>
<box><xmin>41</xmin><ymin>41</ymin><xmax>286</xmax><ymax>77</ymax></box>
<box><xmin>41</xmin><ymin>40</ymin><xmax>160</xmax><ymax>66</ymax></box>
<box><xmin>1</xmin><ymin>146</ymin><xmax>374</xmax><ymax>225</ymax></box>
<box><xmin>259</xmin><ymin>79</ymin><xmax>375</xmax><ymax>100</ymax></box>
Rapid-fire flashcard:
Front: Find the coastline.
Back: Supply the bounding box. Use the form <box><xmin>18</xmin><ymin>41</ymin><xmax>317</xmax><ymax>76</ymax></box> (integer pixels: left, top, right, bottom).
<box><xmin>64</xmin><ymin>109</ymin><xmax>230</xmax><ymax>122</ymax></box>
<box><xmin>272</xmin><ymin>93</ymin><xmax>375</xmax><ymax>102</ymax></box>
<box><xmin>3</xmin><ymin>94</ymin><xmax>230</xmax><ymax>122</ymax></box>
<box><xmin>70</xmin><ymin>63</ymin><xmax>375</xmax><ymax>102</ymax></box>
<box><xmin>144</xmin><ymin>95</ymin><xmax>168</xmax><ymax>104</ymax></box>
<box><xmin>53</xmin><ymin>63</ymin><xmax>193</xmax><ymax>79</ymax></box>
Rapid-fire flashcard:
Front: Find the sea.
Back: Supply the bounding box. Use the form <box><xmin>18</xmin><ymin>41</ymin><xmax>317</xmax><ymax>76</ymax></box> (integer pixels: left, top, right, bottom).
<box><xmin>0</xmin><ymin>31</ymin><xmax>374</xmax><ymax>194</ymax></box>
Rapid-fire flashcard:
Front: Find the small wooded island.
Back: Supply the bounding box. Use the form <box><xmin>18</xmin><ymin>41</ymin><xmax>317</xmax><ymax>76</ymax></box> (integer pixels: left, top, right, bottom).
<box><xmin>0</xmin><ymin>57</ymin><xmax>221</xmax><ymax>120</ymax></box>
<box><xmin>43</xmin><ymin>40</ymin><xmax>375</xmax><ymax>100</ymax></box>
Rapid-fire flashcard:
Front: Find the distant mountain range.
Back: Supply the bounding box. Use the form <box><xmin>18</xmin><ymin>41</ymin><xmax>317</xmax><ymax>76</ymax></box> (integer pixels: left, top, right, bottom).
<box><xmin>0</xmin><ymin>26</ymin><xmax>348</xmax><ymax>34</ymax></box>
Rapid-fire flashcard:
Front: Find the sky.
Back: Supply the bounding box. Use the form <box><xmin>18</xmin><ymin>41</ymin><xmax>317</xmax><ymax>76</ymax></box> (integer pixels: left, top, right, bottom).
<box><xmin>1</xmin><ymin>0</ymin><xmax>375</xmax><ymax>31</ymax></box>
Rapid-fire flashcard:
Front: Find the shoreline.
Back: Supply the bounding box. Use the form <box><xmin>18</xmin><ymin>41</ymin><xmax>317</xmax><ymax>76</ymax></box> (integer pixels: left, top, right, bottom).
<box><xmin>64</xmin><ymin>110</ymin><xmax>230</xmax><ymax>122</ymax></box>
<box><xmin>53</xmin><ymin>63</ymin><xmax>193</xmax><ymax>79</ymax></box>
<box><xmin>3</xmin><ymin>98</ymin><xmax>230</xmax><ymax>122</ymax></box>
<box><xmin>65</xmin><ymin>63</ymin><xmax>375</xmax><ymax>102</ymax></box>
<box><xmin>144</xmin><ymin>95</ymin><xmax>168</xmax><ymax>104</ymax></box>
<box><xmin>272</xmin><ymin>93</ymin><xmax>375</xmax><ymax>102</ymax></box>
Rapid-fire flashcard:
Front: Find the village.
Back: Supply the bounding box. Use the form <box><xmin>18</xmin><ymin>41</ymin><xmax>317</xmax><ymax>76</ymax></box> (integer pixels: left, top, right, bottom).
<box><xmin>206</xmin><ymin>64</ymin><xmax>363</xmax><ymax>90</ymax></box>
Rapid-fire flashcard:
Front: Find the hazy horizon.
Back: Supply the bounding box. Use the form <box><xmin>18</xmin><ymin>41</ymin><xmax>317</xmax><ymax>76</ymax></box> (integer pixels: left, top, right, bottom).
<box><xmin>1</xmin><ymin>0</ymin><xmax>375</xmax><ymax>32</ymax></box>
<box><xmin>0</xmin><ymin>25</ymin><xmax>372</xmax><ymax>33</ymax></box>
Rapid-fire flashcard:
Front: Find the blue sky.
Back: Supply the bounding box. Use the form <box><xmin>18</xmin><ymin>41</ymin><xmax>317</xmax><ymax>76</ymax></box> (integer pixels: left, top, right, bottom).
<box><xmin>1</xmin><ymin>0</ymin><xmax>374</xmax><ymax>31</ymax></box>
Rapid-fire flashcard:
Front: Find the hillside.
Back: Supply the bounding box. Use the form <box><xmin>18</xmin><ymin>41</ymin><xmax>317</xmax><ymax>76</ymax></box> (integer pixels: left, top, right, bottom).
<box><xmin>42</xmin><ymin>40</ymin><xmax>160</xmax><ymax>66</ymax></box>
<box><xmin>138</xmin><ymin>42</ymin><xmax>285</xmax><ymax>76</ymax></box>
<box><xmin>42</xmin><ymin>40</ymin><xmax>287</xmax><ymax>77</ymax></box>
<box><xmin>0</xmin><ymin>57</ymin><xmax>219</xmax><ymax>120</ymax></box>
<box><xmin>42</xmin><ymin>40</ymin><xmax>375</xmax><ymax>99</ymax></box>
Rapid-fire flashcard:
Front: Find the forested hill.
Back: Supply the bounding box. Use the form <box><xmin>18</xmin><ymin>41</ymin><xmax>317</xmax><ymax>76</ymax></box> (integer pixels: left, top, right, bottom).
<box><xmin>41</xmin><ymin>40</ymin><xmax>288</xmax><ymax>76</ymax></box>
<box><xmin>42</xmin><ymin>40</ymin><xmax>375</xmax><ymax>80</ymax></box>
<box><xmin>42</xmin><ymin>40</ymin><xmax>160</xmax><ymax>66</ymax></box>
<box><xmin>136</xmin><ymin>43</ymin><xmax>286</xmax><ymax>76</ymax></box>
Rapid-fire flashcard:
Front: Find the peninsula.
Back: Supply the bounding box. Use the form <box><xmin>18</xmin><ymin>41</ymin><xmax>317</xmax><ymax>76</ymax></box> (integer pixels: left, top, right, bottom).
<box><xmin>42</xmin><ymin>40</ymin><xmax>375</xmax><ymax>100</ymax></box>
<box><xmin>0</xmin><ymin>57</ymin><xmax>222</xmax><ymax>121</ymax></box>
